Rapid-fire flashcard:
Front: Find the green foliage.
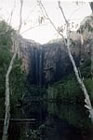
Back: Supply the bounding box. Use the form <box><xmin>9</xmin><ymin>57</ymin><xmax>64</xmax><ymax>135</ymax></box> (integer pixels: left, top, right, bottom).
<box><xmin>19</xmin><ymin>128</ymin><xmax>41</xmax><ymax>140</ymax></box>
<box><xmin>46</xmin><ymin>59</ymin><xmax>93</xmax><ymax>129</ymax></box>
<box><xmin>0</xmin><ymin>21</ymin><xmax>12</xmax><ymax>46</ymax></box>
<box><xmin>84</xmin><ymin>79</ymin><xmax>93</xmax><ymax>102</ymax></box>
<box><xmin>10</xmin><ymin>58</ymin><xmax>26</xmax><ymax>117</ymax></box>
<box><xmin>0</xmin><ymin>21</ymin><xmax>12</xmax><ymax>99</ymax></box>
<box><xmin>80</xmin><ymin>59</ymin><xmax>91</xmax><ymax>78</ymax></box>
<box><xmin>0</xmin><ymin>21</ymin><xmax>26</xmax><ymax>118</ymax></box>
<box><xmin>47</xmin><ymin>102</ymin><xmax>91</xmax><ymax>129</ymax></box>
<box><xmin>78</xmin><ymin>16</ymin><xmax>93</xmax><ymax>33</ymax></box>
<box><xmin>28</xmin><ymin>129</ymin><xmax>41</xmax><ymax>140</ymax></box>
<box><xmin>47</xmin><ymin>75</ymin><xmax>84</xmax><ymax>104</ymax></box>
<box><xmin>46</xmin><ymin>57</ymin><xmax>93</xmax><ymax>104</ymax></box>
<box><xmin>26</xmin><ymin>84</ymin><xmax>46</xmax><ymax>97</ymax></box>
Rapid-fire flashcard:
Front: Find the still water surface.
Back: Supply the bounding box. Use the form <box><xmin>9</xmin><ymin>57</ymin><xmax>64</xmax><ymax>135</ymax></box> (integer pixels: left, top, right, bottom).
<box><xmin>0</xmin><ymin>101</ymin><xmax>93</xmax><ymax>140</ymax></box>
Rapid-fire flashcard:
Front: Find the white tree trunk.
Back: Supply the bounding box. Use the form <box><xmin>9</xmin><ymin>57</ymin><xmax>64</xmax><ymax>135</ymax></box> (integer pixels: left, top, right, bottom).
<box><xmin>38</xmin><ymin>0</ymin><xmax>93</xmax><ymax>123</ymax></box>
<box><xmin>58</xmin><ymin>2</ymin><xmax>93</xmax><ymax>123</ymax></box>
<box><xmin>66</xmin><ymin>28</ymin><xmax>93</xmax><ymax>122</ymax></box>
<box><xmin>2</xmin><ymin>50</ymin><xmax>17</xmax><ymax>140</ymax></box>
<box><xmin>91</xmin><ymin>40</ymin><xmax>93</xmax><ymax>79</ymax></box>
<box><xmin>2</xmin><ymin>1</ymin><xmax>23</xmax><ymax>140</ymax></box>
<box><xmin>90</xmin><ymin>4</ymin><xmax>93</xmax><ymax>78</ymax></box>
<box><xmin>58</xmin><ymin>1</ymin><xmax>93</xmax><ymax>123</ymax></box>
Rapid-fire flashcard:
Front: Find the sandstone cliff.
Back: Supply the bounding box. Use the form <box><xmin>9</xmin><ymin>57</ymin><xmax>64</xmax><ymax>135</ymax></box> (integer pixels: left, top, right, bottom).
<box><xmin>15</xmin><ymin>16</ymin><xmax>93</xmax><ymax>85</ymax></box>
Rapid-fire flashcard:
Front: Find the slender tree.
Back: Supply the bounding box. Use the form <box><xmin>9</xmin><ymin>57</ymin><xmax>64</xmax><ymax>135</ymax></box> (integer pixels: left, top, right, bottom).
<box><xmin>88</xmin><ymin>2</ymin><xmax>93</xmax><ymax>79</ymax></box>
<box><xmin>89</xmin><ymin>2</ymin><xmax>93</xmax><ymax>14</ymax></box>
<box><xmin>38</xmin><ymin>0</ymin><xmax>93</xmax><ymax>123</ymax></box>
<box><xmin>2</xmin><ymin>0</ymin><xmax>23</xmax><ymax>140</ymax></box>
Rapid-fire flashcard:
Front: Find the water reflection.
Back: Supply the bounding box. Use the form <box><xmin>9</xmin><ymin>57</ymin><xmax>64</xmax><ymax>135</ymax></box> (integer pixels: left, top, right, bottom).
<box><xmin>45</xmin><ymin>102</ymin><xmax>93</xmax><ymax>140</ymax></box>
<box><xmin>47</xmin><ymin>102</ymin><xmax>91</xmax><ymax>129</ymax></box>
<box><xmin>0</xmin><ymin>101</ymin><xmax>93</xmax><ymax>140</ymax></box>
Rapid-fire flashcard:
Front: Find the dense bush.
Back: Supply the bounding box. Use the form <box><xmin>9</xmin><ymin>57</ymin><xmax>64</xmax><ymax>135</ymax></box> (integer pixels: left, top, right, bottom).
<box><xmin>0</xmin><ymin>21</ymin><xmax>26</xmax><ymax>118</ymax></box>
<box><xmin>47</xmin><ymin>58</ymin><xmax>93</xmax><ymax>104</ymax></box>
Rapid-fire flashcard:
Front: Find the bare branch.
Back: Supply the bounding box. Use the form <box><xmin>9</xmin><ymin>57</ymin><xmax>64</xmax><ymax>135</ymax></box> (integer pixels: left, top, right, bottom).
<box><xmin>0</xmin><ymin>0</ymin><xmax>16</xmax><ymax>37</ymax></box>
<box><xmin>9</xmin><ymin>0</ymin><xmax>16</xmax><ymax>25</ymax></box>
<box><xmin>89</xmin><ymin>2</ymin><xmax>93</xmax><ymax>14</ymax></box>
<box><xmin>58</xmin><ymin>1</ymin><xmax>68</xmax><ymax>24</ymax></box>
<box><xmin>37</xmin><ymin>0</ymin><xmax>65</xmax><ymax>40</ymax></box>
<box><xmin>18</xmin><ymin>0</ymin><xmax>23</xmax><ymax>33</ymax></box>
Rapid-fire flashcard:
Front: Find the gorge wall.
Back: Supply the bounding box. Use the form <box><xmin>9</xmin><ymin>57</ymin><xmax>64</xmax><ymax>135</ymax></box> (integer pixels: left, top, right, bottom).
<box><xmin>13</xmin><ymin>15</ymin><xmax>93</xmax><ymax>86</ymax></box>
<box><xmin>17</xmin><ymin>32</ymin><xmax>91</xmax><ymax>86</ymax></box>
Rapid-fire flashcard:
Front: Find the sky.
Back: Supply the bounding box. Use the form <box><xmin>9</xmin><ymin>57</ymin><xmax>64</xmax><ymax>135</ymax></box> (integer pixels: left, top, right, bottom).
<box><xmin>0</xmin><ymin>0</ymin><xmax>92</xmax><ymax>44</ymax></box>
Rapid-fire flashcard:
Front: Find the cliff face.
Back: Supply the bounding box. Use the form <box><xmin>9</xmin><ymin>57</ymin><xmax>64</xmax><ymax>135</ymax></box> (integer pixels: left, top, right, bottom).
<box><xmin>17</xmin><ymin>33</ymin><xmax>91</xmax><ymax>86</ymax></box>
<box><xmin>14</xmin><ymin>16</ymin><xmax>93</xmax><ymax>86</ymax></box>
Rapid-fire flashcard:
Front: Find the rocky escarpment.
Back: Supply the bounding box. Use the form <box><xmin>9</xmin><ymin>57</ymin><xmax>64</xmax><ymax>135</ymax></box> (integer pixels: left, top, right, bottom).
<box><xmin>15</xmin><ymin>16</ymin><xmax>93</xmax><ymax>86</ymax></box>
<box><xmin>42</xmin><ymin>38</ymin><xmax>81</xmax><ymax>85</ymax></box>
<box><xmin>17</xmin><ymin>34</ymin><xmax>91</xmax><ymax>86</ymax></box>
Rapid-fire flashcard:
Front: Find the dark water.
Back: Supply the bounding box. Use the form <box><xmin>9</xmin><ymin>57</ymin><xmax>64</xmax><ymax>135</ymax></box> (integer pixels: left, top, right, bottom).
<box><xmin>0</xmin><ymin>101</ymin><xmax>93</xmax><ymax>140</ymax></box>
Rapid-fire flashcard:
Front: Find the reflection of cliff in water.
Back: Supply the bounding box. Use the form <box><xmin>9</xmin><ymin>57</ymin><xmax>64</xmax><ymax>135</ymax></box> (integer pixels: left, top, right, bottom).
<box><xmin>40</xmin><ymin>102</ymin><xmax>93</xmax><ymax>140</ymax></box>
<box><xmin>40</xmin><ymin>114</ymin><xmax>83</xmax><ymax>140</ymax></box>
<box><xmin>2</xmin><ymin>101</ymin><xmax>92</xmax><ymax>140</ymax></box>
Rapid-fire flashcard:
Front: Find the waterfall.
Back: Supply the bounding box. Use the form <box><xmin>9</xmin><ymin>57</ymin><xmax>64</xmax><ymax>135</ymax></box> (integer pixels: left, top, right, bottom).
<box><xmin>39</xmin><ymin>46</ymin><xmax>43</xmax><ymax>88</ymax></box>
<box><xmin>39</xmin><ymin>46</ymin><xmax>43</xmax><ymax>123</ymax></box>
<box><xmin>35</xmin><ymin>47</ymin><xmax>39</xmax><ymax>85</ymax></box>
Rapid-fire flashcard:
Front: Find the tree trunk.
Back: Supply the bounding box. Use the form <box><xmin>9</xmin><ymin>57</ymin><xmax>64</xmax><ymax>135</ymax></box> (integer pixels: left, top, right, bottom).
<box><xmin>2</xmin><ymin>51</ymin><xmax>17</xmax><ymax>140</ymax></box>
<box><xmin>38</xmin><ymin>0</ymin><xmax>93</xmax><ymax>123</ymax></box>
<box><xmin>66</xmin><ymin>28</ymin><xmax>93</xmax><ymax>122</ymax></box>
<box><xmin>89</xmin><ymin>2</ymin><xmax>93</xmax><ymax>14</ymax></box>
<box><xmin>58</xmin><ymin>1</ymin><xmax>93</xmax><ymax>123</ymax></box>
<box><xmin>2</xmin><ymin>1</ymin><xmax>23</xmax><ymax>140</ymax></box>
<box><xmin>89</xmin><ymin>3</ymin><xmax>93</xmax><ymax>79</ymax></box>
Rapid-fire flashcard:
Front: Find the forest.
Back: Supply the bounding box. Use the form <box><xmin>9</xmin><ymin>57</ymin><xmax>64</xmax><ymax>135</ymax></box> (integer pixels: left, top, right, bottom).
<box><xmin>0</xmin><ymin>1</ymin><xmax>93</xmax><ymax>140</ymax></box>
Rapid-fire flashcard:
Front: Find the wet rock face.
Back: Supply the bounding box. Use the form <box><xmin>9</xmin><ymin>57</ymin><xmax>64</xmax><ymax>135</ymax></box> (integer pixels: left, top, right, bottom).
<box><xmin>42</xmin><ymin>42</ymin><xmax>73</xmax><ymax>84</ymax></box>
<box><xmin>23</xmin><ymin>41</ymin><xmax>74</xmax><ymax>85</ymax></box>
<box><xmin>19</xmin><ymin>37</ymin><xmax>90</xmax><ymax>86</ymax></box>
